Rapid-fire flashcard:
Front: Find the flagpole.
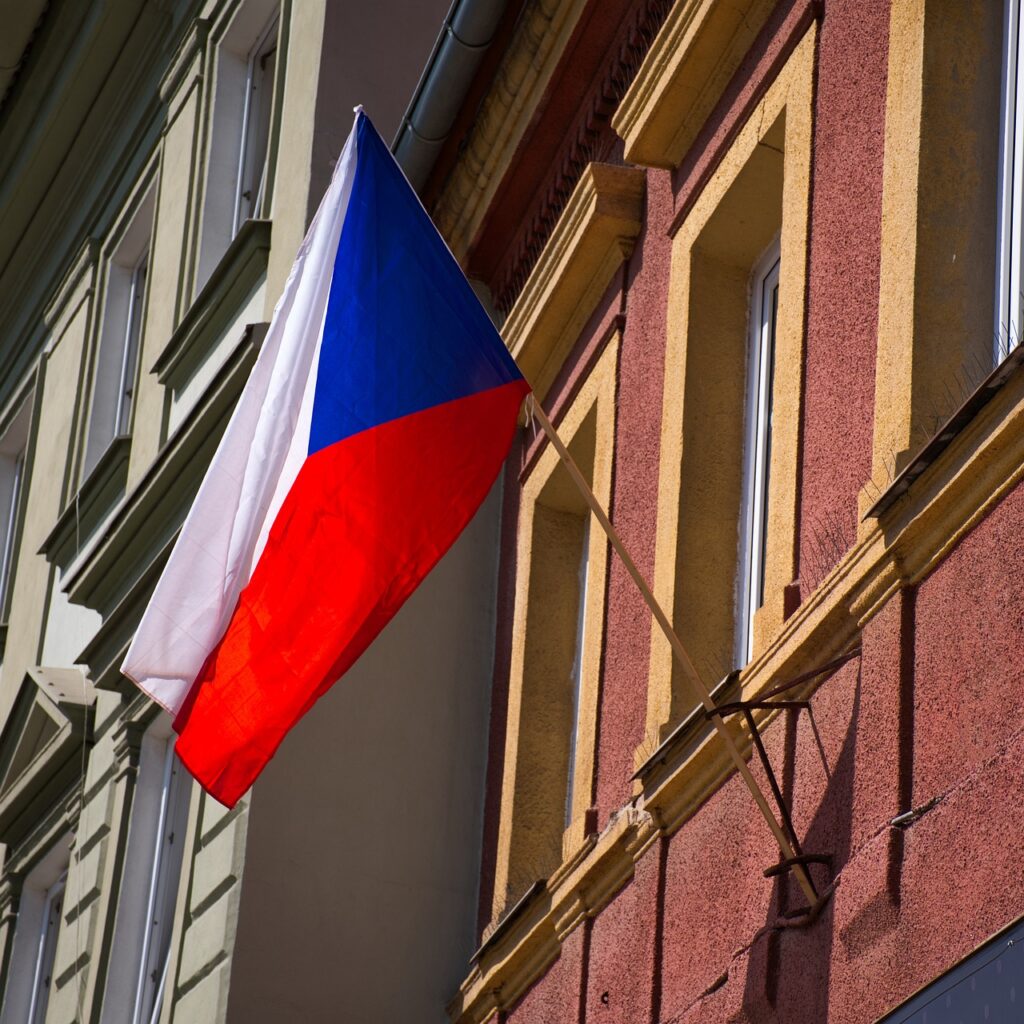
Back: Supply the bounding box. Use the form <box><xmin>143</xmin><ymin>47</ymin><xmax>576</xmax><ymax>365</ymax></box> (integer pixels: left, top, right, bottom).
<box><xmin>529</xmin><ymin>400</ymin><xmax>818</xmax><ymax>908</ymax></box>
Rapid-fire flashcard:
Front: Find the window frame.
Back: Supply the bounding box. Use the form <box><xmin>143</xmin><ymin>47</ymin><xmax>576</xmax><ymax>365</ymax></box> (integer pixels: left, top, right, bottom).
<box><xmin>491</xmin><ymin>337</ymin><xmax>618</xmax><ymax>920</ymax></box>
<box><xmin>0</xmin><ymin>836</ymin><xmax>72</xmax><ymax>1024</ymax></box>
<box><xmin>102</xmin><ymin>724</ymin><xmax>192</xmax><ymax>1024</ymax></box>
<box><xmin>997</xmin><ymin>0</ymin><xmax>1024</xmax><ymax>363</ymax></box>
<box><xmin>27</xmin><ymin>872</ymin><xmax>65</xmax><ymax>1024</ymax></box>
<box><xmin>0</xmin><ymin>391</ymin><xmax>34</xmax><ymax>630</ymax></box>
<box><xmin>83</xmin><ymin>184</ymin><xmax>156</xmax><ymax>480</ymax></box>
<box><xmin>737</xmin><ymin>242</ymin><xmax>781</xmax><ymax>668</ymax></box>
<box><xmin>232</xmin><ymin>11</ymin><xmax>279</xmax><ymax>237</ymax></box>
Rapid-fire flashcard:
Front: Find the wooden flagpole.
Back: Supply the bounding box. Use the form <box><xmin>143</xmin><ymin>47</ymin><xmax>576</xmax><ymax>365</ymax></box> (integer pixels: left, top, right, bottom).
<box><xmin>529</xmin><ymin>401</ymin><xmax>818</xmax><ymax>907</ymax></box>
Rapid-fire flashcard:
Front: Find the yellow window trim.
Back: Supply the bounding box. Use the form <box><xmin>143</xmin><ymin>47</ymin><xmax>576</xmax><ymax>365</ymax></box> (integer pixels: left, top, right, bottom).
<box><xmin>501</xmin><ymin>163</ymin><xmax>644</xmax><ymax>403</ymax></box>
<box><xmin>612</xmin><ymin>0</ymin><xmax>777</xmax><ymax>169</ymax></box>
<box><xmin>491</xmin><ymin>335</ymin><xmax>619</xmax><ymax>922</ymax></box>
<box><xmin>643</xmin><ymin>25</ymin><xmax>815</xmax><ymax>753</ymax></box>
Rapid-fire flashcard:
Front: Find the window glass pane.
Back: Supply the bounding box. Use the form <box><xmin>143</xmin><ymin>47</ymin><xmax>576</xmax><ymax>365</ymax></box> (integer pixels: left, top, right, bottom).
<box><xmin>883</xmin><ymin>923</ymin><xmax>1024</xmax><ymax>1023</ymax></box>
<box><xmin>115</xmin><ymin>254</ymin><xmax>148</xmax><ymax>437</ymax></box>
<box><xmin>997</xmin><ymin>0</ymin><xmax>1024</xmax><ymax>361</ymax></box>
<box><xmin>233</xmin><ymin>16</ymin><xmax>278</xmax><ymax>233</ymax></box>
<box><xmin>565</xmin><ymin>521</ymin><xmax>590</xmax><ymax>826</ymax></box>
<box><xmin>131</xmin><ymin>745</ymin><xmax>191</xmax><ymax>1024</ymax></box>
<box><xmin>28</xmin><ymin>874</ymin><xmax>65</xmax><ymax>1024</ymax></box>
<box><xmin>737</xmin><ymin>250</ymin><xmax>780</xmax><ymax>667</ymax></box>
<box><xmin>0</xmin><ymin>450</ymin><xmax>24</xmax><ymax>621</ymax></box>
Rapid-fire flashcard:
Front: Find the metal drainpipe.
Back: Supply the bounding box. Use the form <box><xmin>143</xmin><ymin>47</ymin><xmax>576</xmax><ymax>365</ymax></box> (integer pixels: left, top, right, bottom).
<box><xmin>392</xmin><ymin>0</ymin><xmax>509</xmax><ymax>193</ymax></box>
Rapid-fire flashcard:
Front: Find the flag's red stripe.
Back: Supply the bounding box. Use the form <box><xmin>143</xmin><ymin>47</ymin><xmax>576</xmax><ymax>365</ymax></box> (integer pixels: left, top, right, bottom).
<box><xmin>173</xmin><ymin>379</ymin><xmax>529</xmax><ymax>807</ymax></box>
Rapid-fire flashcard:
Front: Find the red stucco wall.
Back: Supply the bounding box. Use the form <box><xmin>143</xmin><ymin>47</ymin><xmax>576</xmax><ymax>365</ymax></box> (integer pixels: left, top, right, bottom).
<box><xmin>470</xmin><ymin>0</ymin><xmax>1024</xmax><ymax>1020</ymax></box>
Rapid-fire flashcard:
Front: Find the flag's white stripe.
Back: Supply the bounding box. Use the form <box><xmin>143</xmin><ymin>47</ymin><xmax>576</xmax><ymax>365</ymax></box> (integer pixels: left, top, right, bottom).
<box><xmin>122</xmin><ymin>127</ymin><xmax>359</xmax><ymax>716</ymax></box>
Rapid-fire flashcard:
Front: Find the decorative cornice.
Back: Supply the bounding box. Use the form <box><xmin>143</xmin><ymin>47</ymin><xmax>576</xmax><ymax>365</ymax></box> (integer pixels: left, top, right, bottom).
<box><xmin>159</xmin><ymin>17</ymin><xmax>210</xmax><ymax>117</ymax></box>
<box><xmin>432</xmin><ymin>0</ymin><xmax>591</xmax><ymax>262</ymax></box>
<box><xmin>501</xmin><ymin>163</ymin><xmax>644</xmax><ymax>401</ymax></box>
<box><xmin>612</xmin><ymin>0</ymin><xmax>777</xmax><ymax>168</ymax></box>
<box><xmin>487</xmin><ymin>0</ymin><xmax>672</xmax><ymax>316</ymax></box>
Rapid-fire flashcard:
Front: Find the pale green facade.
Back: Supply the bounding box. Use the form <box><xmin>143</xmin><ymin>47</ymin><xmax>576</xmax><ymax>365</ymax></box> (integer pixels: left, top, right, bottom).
<box><xmin>0</xmin><ymin>1</ymin><xmax>494</xmax><ymax>1020</ymax></box>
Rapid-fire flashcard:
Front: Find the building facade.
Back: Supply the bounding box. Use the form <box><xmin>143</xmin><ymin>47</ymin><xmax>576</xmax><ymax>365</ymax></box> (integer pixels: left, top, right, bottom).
<box><xmin>421</xmin><ymin>0</ymin><xmax>1024</xmax><ymax>1022</ymax></box>
<box><xmin>0</xmin><ymin>1</ymin><xmax>506</xmax><ymax>1022</ymax></box>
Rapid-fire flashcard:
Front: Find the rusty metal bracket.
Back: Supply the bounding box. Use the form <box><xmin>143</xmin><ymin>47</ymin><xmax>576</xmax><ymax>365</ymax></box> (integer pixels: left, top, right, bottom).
<box><xmin>703</xmin><ymin>647</ymin><xmax>861</xmax><ymax>907</ymax></box>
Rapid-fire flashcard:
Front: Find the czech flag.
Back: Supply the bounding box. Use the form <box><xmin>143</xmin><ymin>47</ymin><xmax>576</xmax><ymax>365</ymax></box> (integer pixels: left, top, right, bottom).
<box><xmin>122</xmin><ymin>111</ymin><xmax>529</xmax><ymax>807</ymax></box>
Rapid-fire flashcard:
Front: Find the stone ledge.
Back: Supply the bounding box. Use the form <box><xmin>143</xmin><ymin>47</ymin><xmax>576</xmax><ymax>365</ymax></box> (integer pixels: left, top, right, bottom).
<box><xmin>502</xmin><ymin>163</ymin><xmax>644</xmax><ymax>402</ymax></box>
<box><xmin>612</xmin><ymin>0</ymin><xmax>776</xmax><ymax>169</ymax></box>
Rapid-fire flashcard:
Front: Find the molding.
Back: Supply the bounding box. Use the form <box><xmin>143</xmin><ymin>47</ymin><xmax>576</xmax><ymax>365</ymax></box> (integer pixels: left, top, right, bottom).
<box><xmin>486</xmin><ymin>0</ymin><xmax>671</xmax><ymax>317</ymax></box>
<box><xmin>0</xmin><ymin>671</ymin><xmax>95</xmax><ymax>849</ymax></box>
<box><xmin>502</xmin><ymin>163</ymin><xmax>644</xmax><ymax>402</ymax></box>
<box><xmin>159</xmin><ymin>17</ymin><xmax>210</xmax><ymax>112</ymax></box>
<box><xmin>432</xmin><ymin>0</ymin><xmax>590</xmax><ymax>261</ymax></box>
<box><xmin>612</xmin><ymin>0</ymin><xmax>777</xmax><ymax>168</ymax></box>
<box><xmin>41</xmin><ymin>435</ymin><xmax>131</xmax><ymax>573</ymax></box>
<box><xmin>42</xmin><ymin>237</ymin><xmax>100</xmax><ymax>344</ymax></box>
<box><xmin>152</xmin><ymin>217</ymin><xmax>271</xmax><ymax>390</ymax></box>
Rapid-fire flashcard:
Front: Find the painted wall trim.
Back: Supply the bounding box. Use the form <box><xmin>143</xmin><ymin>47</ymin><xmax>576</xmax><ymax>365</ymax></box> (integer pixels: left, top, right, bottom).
<box><xmin>502</xmin><ymin>163</ymin><xmax>644</xmax><ymax>402</ymax></box>
<box><xmin>612</xmin><ymin>0</ymin><xmax>777</xmax><ymax>168</ymax></box>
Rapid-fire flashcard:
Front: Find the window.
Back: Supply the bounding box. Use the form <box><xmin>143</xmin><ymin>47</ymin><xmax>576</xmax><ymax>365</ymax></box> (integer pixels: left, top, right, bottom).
<box><xmin>131</xmin><ymin>742</ymin><xmax>190</xmax><ymax>1024</ymax></box>
<box><xmin>491</xmin><ymin>339</ymin><xmax>617</xmax><ymax>917</ymax></box>
<box><xmin>564</xmin><ymin>520</ymin><xmax>590</xmax><ymax>827</ymax></box>
<box><xmin>27</xmin><ymin>874</ymin><xmax>64</xmax><ymax>1024</ymax></box>
<box><xmin>0</xmin><ymin>837</ymin><xmax>70</xmax><ymax>1024</ymax></box>
<box><xmin>233</xmin><ymin>13</ymin><xmax>278</xmax><ymax>236</ymax></box>
<box><xmin>997</xmin><ymin>0</ymin><xmax>1024</xmax><ymax>361</ymax></box>
<box><xmin>0</xmin><ymin>397</ymin><xmax>31</xmax><ymax>626</ymax></box>
<box><xmin>196</xmin><ymin>2</ymin><xmax>281</xmax><ymax>290</ymax></box>
<box><xmin>85</xmin><ymin>190</ymin><xmax>154</xmax><ymax>477</ymax></box>
<box><xmin>737</xmin><ymin>243</ymin><xmax>781</xmax><ymax>667</ymax></box>
<box><xmin>102</xmin><ymin>728</ymin><xmax>191</xmax><ymax>1024</ymax></box>
<box><xmin>882</xmin><ymin>920</ymin><xmax>1024</xmax><ymax>1022</ymax></box>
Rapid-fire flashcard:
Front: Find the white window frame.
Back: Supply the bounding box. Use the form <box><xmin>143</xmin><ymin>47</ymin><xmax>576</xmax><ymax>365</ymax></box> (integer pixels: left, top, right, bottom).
<box><xmin>84</xmin><ymin>189</ymin><xmax>155</xmax><ymax>477</ymax></box>
<box><xmin>114</xmin><ymin>252</ymin><xmax>149</xmax><ymax>439</ymax></box>
<box><xmin>0</xmin><ymin>837</ymin><xmax>71</xmax><ymax>1024</ymax></box>
<box><xmin>101</xmin><ymin>725</ymin><xmax>192</xmax><ymax>1024</ymax></box>
<box><xmin>27</xmin><ymin>874</ymin><xmax>65</xmax><ymax>1024</ymax></box>
<box><xmin>232</xmin><ymin>12</ymin><xmax>279</xmax><ymax>236</ymax></box>
<box><xmin>997</xmin><ymin>0</ymin><xmax>1024</xmax><ymax>362</ymax></box>
<box><xmin>564</xmin><ymin>519</ymin><xmax>591</xmax><ymax>827</ymax></box>
<box><xmin>737</xmin><ymin>242</ymin><xmax>781</xmax><ymax>668</ymax></box>
<box><xmin>196</xmin><ymin>0</ymin><xmax>280</xmax><ymax>291</ymax></box>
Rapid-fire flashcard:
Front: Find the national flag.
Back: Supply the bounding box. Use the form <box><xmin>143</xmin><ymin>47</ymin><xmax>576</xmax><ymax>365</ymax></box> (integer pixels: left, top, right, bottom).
<box><xmin>122</xmin><ymin>111</ymin><xmax>529</xmax><ymax>807</ymax></box>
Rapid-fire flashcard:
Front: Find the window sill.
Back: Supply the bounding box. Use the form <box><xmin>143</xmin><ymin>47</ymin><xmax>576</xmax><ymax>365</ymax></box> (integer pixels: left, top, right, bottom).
<box><xmin>865</xmin><ymin>343</ymin><xmax>1024</xmax><ymax>519</ymax></box>
<box><xmin>152</xmin><ymin>217</ymin><xmax>271</xmax><ymax>392</ymax></box>
<box><xmin>40</xmin><ymin>434</ymin><xmax>131</xmax><ymax>574</ymax></box>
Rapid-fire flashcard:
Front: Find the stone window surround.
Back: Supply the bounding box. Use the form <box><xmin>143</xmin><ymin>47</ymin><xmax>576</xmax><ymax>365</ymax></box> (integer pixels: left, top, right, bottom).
<box><xmin>491</xmin><ymin>335</ymin><xmax>619</xmax><ymax>922</ymax></box>
<box><xmin>644</xmin><ymin>24</ymin><xmax>816</xmax><ymax>753</ymax></box>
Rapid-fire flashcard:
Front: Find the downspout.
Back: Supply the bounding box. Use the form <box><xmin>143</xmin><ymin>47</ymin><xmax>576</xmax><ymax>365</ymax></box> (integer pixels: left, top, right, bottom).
<box><xmin>392</xmin><ymin>0</ymin><xmax>509</xmax><ymax>193</ymax></box>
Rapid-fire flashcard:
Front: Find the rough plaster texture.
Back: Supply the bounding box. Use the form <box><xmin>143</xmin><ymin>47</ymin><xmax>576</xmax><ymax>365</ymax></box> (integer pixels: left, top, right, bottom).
<box><xmin>469</xmin><ymin>0</ymin><xmax>1024</xmax><ymax>1020</ymax></box>
<box><xmin>505</xmin><ymin>925</ymin><xmax>586</xmax><ymax>1024</ymax></box>
<box><xmin>797</xmin><ymin>0</ymin><xmax>891</xmax><ymax>587</ymax></box>
<box><xmin>912</xmin><ymin>478</ymin><xmax>1024</xmax><ymax>805</ymax></box>
<box><xmin>482</xmin><ymin>462</ymin><xmax>1024</xmax><ymax>1020</ymax></box>
<box><xmin>585</xmin><ymin>844</ymin><xmax>659</xmax><ymax>1022</ymax></box>
<box><xmin>592</xmin><ymin>168</ymin><xmax>673</xmax><ymax>823</ymax></box>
